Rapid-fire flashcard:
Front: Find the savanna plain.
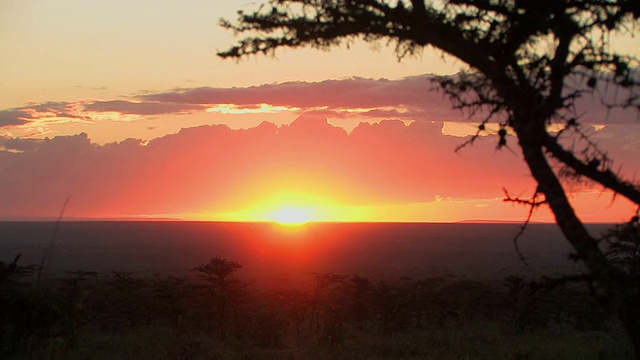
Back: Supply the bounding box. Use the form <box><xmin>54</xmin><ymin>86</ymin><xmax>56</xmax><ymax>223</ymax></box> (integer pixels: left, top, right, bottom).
<box><xmin>0</xmin><ymin>221</ymin><xmax>632</xmax><ymax>359</ymax></box>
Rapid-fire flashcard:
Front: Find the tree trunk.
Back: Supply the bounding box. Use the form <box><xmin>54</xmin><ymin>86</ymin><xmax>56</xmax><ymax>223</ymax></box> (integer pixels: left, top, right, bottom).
<box><xmin>515</xmin><ymin>127</ymin><xmax>640</xmax><ymax>358</ymax></box>
<box><xmin>619</xmin><ymin>299</ymin><xmax>640</xmax><ymax>358</ymax></box>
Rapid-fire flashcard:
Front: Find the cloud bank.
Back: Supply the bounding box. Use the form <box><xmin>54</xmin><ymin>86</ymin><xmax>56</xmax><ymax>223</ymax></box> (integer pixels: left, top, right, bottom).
<box><xmin>2</xmin><ymin>74</ymin><xmax>637</xmax><ymax>137</ymax></box>
<box><xmin>1</xmin><ymin>74</ymin><xmax>638</xmax><ymax>221</ymax></box>
<box><xmin>1</xmin><ymin>113</ymin><xmax>638</xmax><ymax>221</ymax></box>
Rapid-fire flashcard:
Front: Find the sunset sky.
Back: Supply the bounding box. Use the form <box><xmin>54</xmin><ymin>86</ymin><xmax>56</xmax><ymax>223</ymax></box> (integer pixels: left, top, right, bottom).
<box><xmin>1</xmin><ymin>0</ymin><xmax>639</xmax><ymax>223</ymax></box>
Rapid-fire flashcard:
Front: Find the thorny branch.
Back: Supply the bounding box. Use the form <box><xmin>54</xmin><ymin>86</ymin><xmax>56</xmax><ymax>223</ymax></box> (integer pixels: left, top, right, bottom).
<box><xmin>503</xmin><ymin>187</ymin><xmax>548</xmax><ymax>265</ymax></box>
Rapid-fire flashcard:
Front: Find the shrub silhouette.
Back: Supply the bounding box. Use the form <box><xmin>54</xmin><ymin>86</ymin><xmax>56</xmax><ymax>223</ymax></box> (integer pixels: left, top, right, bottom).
<box><xmin>192</xmin><ymin>257</ymin><xmax>243</xmax><ymax>341</ymax></box>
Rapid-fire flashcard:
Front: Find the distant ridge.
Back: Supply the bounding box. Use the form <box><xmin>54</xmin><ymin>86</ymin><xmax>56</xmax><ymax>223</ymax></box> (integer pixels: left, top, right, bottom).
<box><xmin>454</xmin><ymin>219</ymin><xmax>552</xmax><ymax>224</ymax></box>
<box><xmin>0</xmin><ymin>216</ymin><xmax>183</xmax><ymax>222</ymax></box>
<box><xmin>455</xmin><ymin>219</ymin><xmax>617</xmax><ymax>225</ymax></box>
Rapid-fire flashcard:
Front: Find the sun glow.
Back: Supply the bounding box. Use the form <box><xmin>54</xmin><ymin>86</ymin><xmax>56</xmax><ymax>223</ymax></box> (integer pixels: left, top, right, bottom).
<box><xmin>268</xmin><ymin>205</ymin><xmax>315</xmax><ymax>225</ymax></box>
<box><xmin>210</xmin><ymin>192</ymin><xmax>356</xmax><ymax>224</ymax></box>
<box><xmin>258</xmin><ymin>193</ymin><xmax>327</xmax><ymax>225</ymax></box>
<box><xmin>205</xmin><ymin>103</ymin><xmax>301</xmax><ymax>114</ymax></box>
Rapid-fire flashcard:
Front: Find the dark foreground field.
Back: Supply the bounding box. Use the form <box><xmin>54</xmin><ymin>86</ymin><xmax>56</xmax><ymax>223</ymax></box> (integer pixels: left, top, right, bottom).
<box><xmin>0</xmin><ymin>221</ymin><xmax>632</xmax><ymax>359</ymax></box>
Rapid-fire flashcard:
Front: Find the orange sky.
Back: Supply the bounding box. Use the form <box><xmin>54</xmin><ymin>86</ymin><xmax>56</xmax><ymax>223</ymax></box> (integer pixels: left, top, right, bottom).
<box><xmin>0</xmin><ymin>1</ymin><xmax>638</xmax><ymax>223</ymax></box>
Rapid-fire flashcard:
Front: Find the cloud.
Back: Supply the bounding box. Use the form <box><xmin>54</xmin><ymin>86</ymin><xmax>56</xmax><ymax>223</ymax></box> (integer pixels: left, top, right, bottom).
<box><xmin>137</xmin><ymin>76</ymin><xmax>456</xmax><ymax>122</ymax></box>
<box><xmin>0</xmin><ymin>115</ymin><xmax>542</xmax><ymax>219</ymax></box>
<box><xmin>1</xmin><ymin>74</ymin><xmax>637</xmax><ymax>133</ymax></box>
<box><xmin>135</xmin><ymin>74</ymin><xmax>639</xmax><ymax>124</ymax></box>
<box><xmin>0</xmin><ymin>136</ymin><xmax>44</xmax><ymax>152</ymax></box>
<box><xmin>0</xmin><ymin>110</ymin><xmax>30</xmax><ymax>127</ymax></box>
<box><xmin>2</xmin><ymin>113</ymin><xmax>638</xmax><ymax>221</ymax></box>
<box><xmin>83</xmin><ymin>100</ymin><xmax>206</xmax><ymax>115</ymax></box>
<box><xmin>0</xmin><ymin>101</ymin><xmax>92</xmax><ymax>129</ymax></box>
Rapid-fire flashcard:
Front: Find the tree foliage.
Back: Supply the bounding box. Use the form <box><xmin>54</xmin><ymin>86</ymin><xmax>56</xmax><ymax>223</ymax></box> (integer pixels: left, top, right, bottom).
<box><xmin>219</xmin><ymin>0</ymin><xmax>640</xmax><ymax>354</ymax></box>
<box><xmin>604</xmin><ymin>216</ymin><xmax>640</xmax><ymax>276</ymax></box>
<box><xmin>193</xmin><ymin>257</ymin><xmax>244</xmax><ymax>340</ymax></box>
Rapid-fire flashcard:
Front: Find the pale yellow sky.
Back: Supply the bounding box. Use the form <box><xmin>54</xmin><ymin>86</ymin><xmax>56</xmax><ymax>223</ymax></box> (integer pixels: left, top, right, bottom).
<box><xmin>0</xmin><ymin>0</ymin><xmax>461</xmax><ymax>111</ymax></box>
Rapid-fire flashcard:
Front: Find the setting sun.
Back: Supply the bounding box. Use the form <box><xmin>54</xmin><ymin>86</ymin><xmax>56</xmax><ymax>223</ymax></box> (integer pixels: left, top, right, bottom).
<box><xmin>268</xmin><ymin>205</ymin><xmax>315</xmax><ymax>225</ymax></box>
<box><xmin>205</xmin><ymin>191</ymin><xmax>370</xmax><ymax>223</ymax></box>
<box><xmin>257</xmin><ymin>192</ymin><xmax>328</xmax><ymax>224</ymax></box>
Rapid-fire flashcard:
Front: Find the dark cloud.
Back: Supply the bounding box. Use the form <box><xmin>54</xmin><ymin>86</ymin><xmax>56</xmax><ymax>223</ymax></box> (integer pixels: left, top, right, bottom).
<box><xmin>2</xmin><ymin>74</ymin><xmax>637</xmax><ymax>129</ymax></box>
<box><xmin>138</xmin><ymin>76</ymin><xmax>448</xmax><ymax>120</ymax></box>
<box><xmin>0</xmin><ymin>75</ymin><xmax>470</xmax><ymax>129</ymax></box>
<box><xmin>84</xmin><ymin>100</ymin><xmax>206</xmax><ymax>115</ymax></box>
<box><xmin>0</xmin><ymin>101</ymin><xmax>92</xmax><ymax>128</ymax></box>
<box><xmin>137</xmin><ymin>74</ymin><xmax>638</xmax><ymax>124</ymax></box>
<box><xmin>0</xmin><ymin>110</ymin><xmax>29</xmax><ymax>127</ymax></box>
<box><xmin>0</xmin><ymin>137</ymin><xmax>44</xmax><ymax>152</ymax></box>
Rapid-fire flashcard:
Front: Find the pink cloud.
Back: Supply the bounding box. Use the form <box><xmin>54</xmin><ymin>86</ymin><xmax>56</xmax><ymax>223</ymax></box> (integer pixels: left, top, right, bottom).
<box><xmin>1</xmin><ymin>74</ymin><xmax>637</xmax><ymax>131</ymax></box>
<box><xmin>137</xmin><ymin>76</ymin><xmax>450</xmax><ymax>118</ymax></box>
<box><xmin>0</xmin><ymin>116</ymin><xmax>539</xmax><ymax>219</ymax></box>
<box><xmin>0</xmin><ymin>101</ymin><xmax>92</xmax><ymax>128</ymax></box>
<box><xmin>1</xmin><ymin>113</ymin><xmax>638</xmax><ymax>221</ymax></box>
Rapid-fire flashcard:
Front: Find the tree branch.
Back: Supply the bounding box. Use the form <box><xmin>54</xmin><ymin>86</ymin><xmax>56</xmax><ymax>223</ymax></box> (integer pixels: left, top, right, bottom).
<box><xmin>543</xmin><ymin>133</ymin><xmax>640</xmax><ymax>205</ymax></box>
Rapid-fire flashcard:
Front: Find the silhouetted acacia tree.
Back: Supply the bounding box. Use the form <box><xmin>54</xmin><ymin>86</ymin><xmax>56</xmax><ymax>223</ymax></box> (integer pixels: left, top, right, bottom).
<box><xmin>193</xmin><ymin>257</ymin><xmax>243</xmax><ymax>340</ymax></box>
<box><xmin>219</xmin><ymin>0</ymin><xmax>640</xmax><ymax>354</ymax></box>
<box><xmin>342</xmin><ymin>274</ymin><xmax>373</xmax><ymax>328</ymax></box>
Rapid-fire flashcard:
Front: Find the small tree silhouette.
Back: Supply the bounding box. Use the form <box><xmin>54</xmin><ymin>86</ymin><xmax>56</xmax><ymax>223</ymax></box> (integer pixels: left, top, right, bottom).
<box><xmin>343</xmin><ymin>274</ymin><xmax>372</xmax><ymax>329</ymax></box>
<box><xmin>192</xmin><ymin>257</ymin><xmax>242</xmax><ymax>341</ymax></box>
<box><xmin>308</xmin><ymin>272</ymin><xmax>346</xmax><ymax>343</ymax></box>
